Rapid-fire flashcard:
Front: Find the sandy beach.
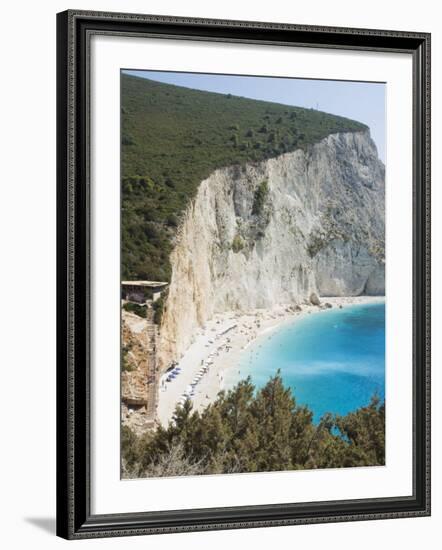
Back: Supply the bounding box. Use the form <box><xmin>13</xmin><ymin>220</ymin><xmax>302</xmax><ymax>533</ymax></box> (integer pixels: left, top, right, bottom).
<box><xmin>156</xmin><ymin>296</ymin><xmax>384</xmax><ymax>427</ymax></box>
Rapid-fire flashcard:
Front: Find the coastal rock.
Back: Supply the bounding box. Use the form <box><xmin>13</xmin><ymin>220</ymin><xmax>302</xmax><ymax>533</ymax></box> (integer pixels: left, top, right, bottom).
<box><xmin>310</xmin><ymin>292</ymin><xmax>321</xmax><ymax>306</ymax></box>
<box><xmin>121</xmin><ymin>310</ymin><xmax>158</xmax><ymax>433</ymax></box>
<box><xmin>158</xmin><ymin>130</ymin><xmax>385</xmax><ymax>369</ymax></box>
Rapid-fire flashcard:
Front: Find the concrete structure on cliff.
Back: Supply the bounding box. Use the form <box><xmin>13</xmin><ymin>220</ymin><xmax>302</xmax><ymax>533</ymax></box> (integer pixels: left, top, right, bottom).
<box><xmin>122</xmin><ymin>280</ymin><xmax>168</xmax><ymax>304</ymax></box>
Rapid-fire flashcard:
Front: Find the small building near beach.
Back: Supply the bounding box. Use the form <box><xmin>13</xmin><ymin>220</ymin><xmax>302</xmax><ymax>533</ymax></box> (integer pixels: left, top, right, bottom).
<box><xmin>122</xmin><ymin>281</ymin><xmax>168</xmax><ymax>303</ymax></box>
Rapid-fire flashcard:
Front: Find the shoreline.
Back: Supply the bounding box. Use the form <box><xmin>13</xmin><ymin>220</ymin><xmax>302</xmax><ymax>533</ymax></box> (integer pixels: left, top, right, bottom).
<box><xmin>156</xmin><ymin>295</ymin><xmax>385</xmax><ymax>427</ymax></box>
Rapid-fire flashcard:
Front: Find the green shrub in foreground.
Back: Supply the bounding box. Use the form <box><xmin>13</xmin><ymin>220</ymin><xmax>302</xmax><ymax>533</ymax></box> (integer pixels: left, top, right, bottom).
<box><xmin>122</xmin><ymin>372</ymin><xmax>385</xmax><ymax>478</ymax></box>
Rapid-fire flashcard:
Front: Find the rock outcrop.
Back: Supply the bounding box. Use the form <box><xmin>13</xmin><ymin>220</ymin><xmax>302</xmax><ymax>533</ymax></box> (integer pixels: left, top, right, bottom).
<box><xmin>158</xmin><ymin>130</ymin><xmax>385</xmax><ymax>368</ymax></box>
<box><xmin>122</xmin><ymin>309</ymin><xmax>159</xmax><ymax>431</ymax></box>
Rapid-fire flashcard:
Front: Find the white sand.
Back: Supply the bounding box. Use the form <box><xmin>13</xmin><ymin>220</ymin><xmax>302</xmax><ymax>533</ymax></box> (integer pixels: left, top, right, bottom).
<box><xmin>156</xmin><ymin>296</ymin><xmax>384</xmax><ymax>427</ymax></box>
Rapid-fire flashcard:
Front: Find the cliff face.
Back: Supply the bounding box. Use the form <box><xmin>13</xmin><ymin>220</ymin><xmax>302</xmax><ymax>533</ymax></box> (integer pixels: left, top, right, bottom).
<box><xmin>158</xmin><ymin>130</ymin><xmax>385</xmax><ymax>367</ymax></box>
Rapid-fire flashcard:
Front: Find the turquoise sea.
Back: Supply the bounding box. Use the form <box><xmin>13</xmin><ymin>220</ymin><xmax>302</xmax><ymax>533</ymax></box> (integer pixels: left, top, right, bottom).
<box><xmin>233</xmin><ymin>301</ymin><xmax>385</xmax><ymax>423</ymax></box>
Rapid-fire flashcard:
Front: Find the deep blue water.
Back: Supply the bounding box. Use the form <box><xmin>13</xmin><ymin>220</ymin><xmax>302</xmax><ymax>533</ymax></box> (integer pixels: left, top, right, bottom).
<box><xmin>234</xmin><ymin>302</ymin><xmax>385</xmax><ymax>423</ymax></box>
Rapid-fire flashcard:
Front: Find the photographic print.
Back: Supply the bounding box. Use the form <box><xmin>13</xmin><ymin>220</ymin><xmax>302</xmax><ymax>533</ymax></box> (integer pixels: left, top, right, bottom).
<box><xmin>120</xmin><ymin>70</ymin><xmax>386</xmax><ymax>479</ymax></box>
<box><xmin>56</xmin><ymin>12</ymin><xmax>430</xmax><ymax>537</ymax></box>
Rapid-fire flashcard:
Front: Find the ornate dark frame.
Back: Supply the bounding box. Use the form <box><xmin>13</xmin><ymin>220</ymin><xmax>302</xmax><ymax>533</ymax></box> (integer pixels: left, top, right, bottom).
<box><xmin>56</xmin><ymin>9</ymin><xmax>431</xmax><ymax>540</ymax></box>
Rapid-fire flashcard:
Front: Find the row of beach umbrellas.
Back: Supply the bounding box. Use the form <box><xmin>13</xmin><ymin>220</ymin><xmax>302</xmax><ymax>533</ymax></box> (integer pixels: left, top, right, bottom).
<box><xmin>177</xmin><ymin>363</ymin><xmax>210</xmax><ymax>405</ymax></box>
<box><xmin>166</xmin><ymin>365</ymin><xmax>181</xmax><ymax>382</ymax></box>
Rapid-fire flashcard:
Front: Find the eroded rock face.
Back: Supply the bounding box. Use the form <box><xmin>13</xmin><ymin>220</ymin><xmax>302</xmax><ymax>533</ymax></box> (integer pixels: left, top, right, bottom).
<box><xmin>158</xmin><ymin>130</ymin><xmax>385</xmax><ymax>368</ymax></box>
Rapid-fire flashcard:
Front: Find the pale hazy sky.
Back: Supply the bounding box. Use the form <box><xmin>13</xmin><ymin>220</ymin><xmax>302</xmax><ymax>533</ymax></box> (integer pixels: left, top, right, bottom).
<box><xmin>124</xmin><ymin>69</ymin><xmax>386</xmax><ymax>162</ymax></box>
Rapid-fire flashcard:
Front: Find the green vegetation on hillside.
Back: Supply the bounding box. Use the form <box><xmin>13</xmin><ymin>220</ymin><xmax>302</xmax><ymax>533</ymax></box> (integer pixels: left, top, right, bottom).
<box><xmin>231</xmin><ymin>234</ymin><xmax>245</xmax><ymax>253</ymax></box>
<box><xmin>252</xmin><ymin>179</ymin><xmax>269</xmax><ymax>215</ymax></box>
<box><xmin>121</xmin><ymin>73</ymin><xmax>367</xmax><ymax>281</ymax></box>
<box><xmin>122</xmin><ymin>302</ymin><xmax>147</xmax><ymax>318</ymax></box>
<box><xmin>122</xmin><ymin>373</ymin><xmax>384</xmax><ymax>478</ymax></box>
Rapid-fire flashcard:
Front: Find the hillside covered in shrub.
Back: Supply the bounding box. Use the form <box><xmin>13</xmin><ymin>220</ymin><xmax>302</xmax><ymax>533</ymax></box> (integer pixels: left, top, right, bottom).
<box><xmin>121</xmin><ymin>73</ymin><xmax>367</xmax><ymax>281</ymax></box>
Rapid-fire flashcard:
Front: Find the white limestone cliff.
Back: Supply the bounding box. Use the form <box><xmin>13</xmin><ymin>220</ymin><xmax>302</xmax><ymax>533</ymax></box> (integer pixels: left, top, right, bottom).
<box><xmin>158</xmin><ymin>130</ymin><xmax>385</xmax><ymax>368</ymax></box>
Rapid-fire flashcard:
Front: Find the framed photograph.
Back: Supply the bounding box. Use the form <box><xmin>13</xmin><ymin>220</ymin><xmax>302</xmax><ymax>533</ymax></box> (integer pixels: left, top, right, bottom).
<box><xmin>56</xmin><ymin>10</ymin><xmax>431</xmax><ymax>539</ymax></box>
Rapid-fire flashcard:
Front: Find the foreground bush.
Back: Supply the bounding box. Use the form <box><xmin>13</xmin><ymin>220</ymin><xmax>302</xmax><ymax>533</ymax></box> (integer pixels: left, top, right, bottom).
<box><xmin>122</xmin><ymin>372</ymin><xmax>385</xmax><ymax>478</ymax></box>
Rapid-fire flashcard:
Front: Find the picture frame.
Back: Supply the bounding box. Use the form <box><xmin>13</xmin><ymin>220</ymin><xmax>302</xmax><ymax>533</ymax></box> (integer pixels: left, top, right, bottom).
<box><xmin>56</xmin><ymin>9</ymin><xmax>431</xmax><ymax>540</ymax></box>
